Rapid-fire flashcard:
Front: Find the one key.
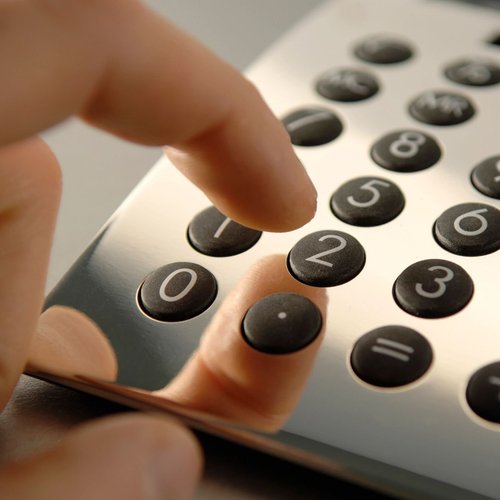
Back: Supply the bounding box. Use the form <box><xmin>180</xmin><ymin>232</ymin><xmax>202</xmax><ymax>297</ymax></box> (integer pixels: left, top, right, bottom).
<box><xmin>281</xmin><ymin>107</ymin><xmax>343</xmax><ymax>147</ymax></box>
<box><xmin>188</xmin><ymin>206</ymin><xmax>262</xmax><ymax>257</ymax></box>
<box><xmin>242</xmin><ymin>292</ymin><xmax>323</xmax><ymax>354</ymax></box>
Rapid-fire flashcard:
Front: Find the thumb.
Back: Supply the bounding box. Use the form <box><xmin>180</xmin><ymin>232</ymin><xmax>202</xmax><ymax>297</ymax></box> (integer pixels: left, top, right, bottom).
<box><xmin>0</xmin><ymin>413</ymin><xmax>202</xmax><ymax>500</ymax></box>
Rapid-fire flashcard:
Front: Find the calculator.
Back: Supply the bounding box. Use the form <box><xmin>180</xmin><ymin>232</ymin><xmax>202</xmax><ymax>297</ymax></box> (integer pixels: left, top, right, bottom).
<box><xmin>40</xmin><ymin>0</ymin><xmax>500</xmax><ymax>498</ymax></box>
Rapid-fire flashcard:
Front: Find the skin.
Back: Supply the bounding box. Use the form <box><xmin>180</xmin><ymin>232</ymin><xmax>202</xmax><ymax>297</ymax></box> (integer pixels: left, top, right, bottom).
<box><xmin>0</xmin><ymin>1</ymin><xmax>321</xmax><ymax>498</ymax></box>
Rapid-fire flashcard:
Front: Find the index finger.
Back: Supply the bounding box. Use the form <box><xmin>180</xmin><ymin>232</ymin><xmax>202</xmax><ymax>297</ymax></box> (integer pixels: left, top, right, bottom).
<box><xmin>0</xmin><ymin>0</ymin><xmax>316</xmax><ymax>231</ymax></box>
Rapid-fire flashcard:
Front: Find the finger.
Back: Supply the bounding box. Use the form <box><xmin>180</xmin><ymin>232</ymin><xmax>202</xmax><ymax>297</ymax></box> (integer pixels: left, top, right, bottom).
<box><xmin>0</xmin><ymin>413</ymin><xmax>202</xmax><ymax>500</ymax></box>
<box><xmin>0</xmin><ymin>0</ymin><xmax>316</xmax><ymax>231</ymax></box>
<box><xmin>159</xmin><ymin>255</ymin><xmax>328</xmax><ymax>431</ymax></box>
<box><xmin>0</xmin><ymin>138</ymin><xmax>61</xmax><ymax>408</ymax></box>
<box><xmin>27</xmin><ymin>306</ymin><xmax>118</xmax><ymax>382</ymax></box>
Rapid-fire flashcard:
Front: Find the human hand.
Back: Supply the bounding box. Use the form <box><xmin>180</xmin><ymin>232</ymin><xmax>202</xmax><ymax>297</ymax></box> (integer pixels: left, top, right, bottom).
<box><xmin>0</xmin><ymin>1</ymin><xmax>319</xmax><ymax>498</ymax></box>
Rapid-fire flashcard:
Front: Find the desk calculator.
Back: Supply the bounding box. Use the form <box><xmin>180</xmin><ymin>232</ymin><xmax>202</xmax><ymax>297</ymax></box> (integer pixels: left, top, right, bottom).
<box><xmin>41</xmin><ymin>1</ymin><xmax>500</xmax><ymax>498</ymax></box>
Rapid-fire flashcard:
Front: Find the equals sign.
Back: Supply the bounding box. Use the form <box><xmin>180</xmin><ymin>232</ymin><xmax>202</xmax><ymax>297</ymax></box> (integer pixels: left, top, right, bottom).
<box><xmin>371</xmin><ymin>337</ymin><xmax>414</xmax><ymax>362</ymax></box>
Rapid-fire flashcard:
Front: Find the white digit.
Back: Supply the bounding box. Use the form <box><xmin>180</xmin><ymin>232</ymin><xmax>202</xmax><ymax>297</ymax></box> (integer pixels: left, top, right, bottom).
<box><xmin>389</xmin><ymin>132</ymin><xmax>426</xmax><ymax>159</ymax></box>
<box><xmin>453</xmin><ymin>208</ymin><xmax>488</xmax><ymax>236</ymax></box>
<box><xmin>494</xmin><ymin>159</ymin><xmax>500</xmax><ymax>182</ymax></box>
<box><xmin>305</xmin><ymin>235</ymin><xmax>347</xmax><ymax>268</ymax></box>
<box><xmin>285</xmin><ymin>111</ymin><xmax>334</xmax><ymax>133</ymax></box>
<box><xmin>347</xmin><ymin>179</ymin><xmax>390</xmax><ymax>208</ymax></box>
<box><xmin>214</xmin><ymin>217</ymin><xmax>231</xmax><ymax>239</ymax></box>
<box><xmin>415</xmin><ymin>265</ymin><xmax>454</xmax><ymax>299</ymax></box>
<box><xmin>364</xmin><ymin>37</ymin><xmax>386</xmax><ymax>54</ymax></box>
<box><xmin>159</xmin><ymin>268</ymin><xmax>197</xmax><ymax>302</ymax></box>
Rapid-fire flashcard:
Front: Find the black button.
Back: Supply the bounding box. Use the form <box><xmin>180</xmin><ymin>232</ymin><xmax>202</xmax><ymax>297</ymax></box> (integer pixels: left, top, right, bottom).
<box><xmin>281</xmin><ymin>107</ymin><xmax>343</xmax><ymax>147</ymax></box>
<box><xmin>393</xmin><ymin>259</ymin><xmax>474</xmax><ymax>318</ymax></box>
<box><xmin>242</xmin><ymin>293</ymin><xmax>323</xmax><ymax>354</ymax></box>
<box><xmin>467</xmin><ymin>362</ymin><xmax>500</xmax><ymax>423</ymax></box>
<box><xmin>315</xmin><ymin>68</ymin><xmax>379</xmax><ymax>102</ymax></box>
<box><xmin>488</xmin><ymin>33</ymin><xmax>500</xmax><ymax>47</ymax></box>
<box><xmin>433</xmin><ymin>202</ymin><xmax>500</xmax><ymax>256</ymax></box>
<box><xmin>351</xmin><ymin>326</ymin><xmax>433</xmax><ymax>388</ymax></box>
<box><xmin>139</xmin><ymin>262</ymin><xmax>217</xmax><ymax>322</ymax></box>
<box><xmin>471</xmin><ymin>156</ymin><xmax>500</xmax><ymax>200</ymax></box>
<box><xmin>287</xmin><ymin>230</ymin><xmax>365</xmax><ymax>287</ymax></box>
<box><xmin>188</xmin><ymin>206</ymin><xmax>262</xmax><ymax>257</ymax></box>
<box><xmin>370</xmin><ymin>129</ymin><xmax>441</xmax><ymax>173</ymax></box>
<box><xmin>409</xmin><ymin>90</ymin><xmax>475</xmax><ymax>126</ymax></box>
<box><xmin>354</xmin><ymin>35</ymin><xmax>413</xmax><ymax>64</ymax></box>
<box><xmin>330</xmin><ymin>176</ymin><xmax>404</xmax><ymax>226</ymax></box>
<box><xmin>445</xmin><ymin>59</ymin><xmax>500</xmax><ymax>87</ymax></box>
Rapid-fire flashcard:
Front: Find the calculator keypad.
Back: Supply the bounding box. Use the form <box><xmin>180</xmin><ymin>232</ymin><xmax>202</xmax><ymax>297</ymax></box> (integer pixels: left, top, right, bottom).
<box><xmin>408</xmin><ymin>90</ymin><xmax>476</xmax><ymax>126</ymax></box>
<box><xmin>281</xmin><ymin>107</ymin><xmax>343</xmax><ymax>147</ymax></box>
<box><xmin>188</xmin><ymin>206</ymin><xmax>262</xmax><ymax>257</ymax></box>
<box><xmin>287</xmin><ymin>230</ymin><xmax>365</xmax><ymax>287</ymax></box>
<box><xmin>444</xmin><ymin>59</ymin><xmax>500</xmax><ymax>87</ymax></box>
<box><xmin>471</xmin><ymin>156</ymin><xmax>500</xmax><ymax>199</ymax></box>
<box><xmin>467</xmin><ymin>362</ymin><xmax>500</xmax><ymax>424</ymax></box>
<box><xmin>393</xmin><ymin>259</ymin><xmax>474</xmax><ymax>318</ymax></box>
<box><xmin>433</xmin><ymin>202</ymin><xmax>500</xmax><ymax>256</ymax></box>
<box><xmin>370</xmin><ymin>130</ymin><xmax>442</xmax><ymax>172</ymax></box>
<box><xmin>350</xmin><ymin>326</ymin><xmax>433</xmax><ymax>388</ymax></box>
<box><xmin>242</xmin><ymin>293</ymin><xmax>323</xmax><ymax>354</ymax></box>
<box><xmin>315</xmin><ymin>68</ymin><xmax>379</xmax><ymax>102</ymax></box>
<box><xmin>353</xmin><ymin>35</ymin><xmax>413</xmax><ymax>64</ymax></box>
<box><xmin>330</xmin><ymin>176</ymin><xmax>405</xmax><ymax>226</ymax></box>
<box><xmin>139</xmin><ymin>262</ymin><xmax>217</xmax><ymax>322</ymax></box>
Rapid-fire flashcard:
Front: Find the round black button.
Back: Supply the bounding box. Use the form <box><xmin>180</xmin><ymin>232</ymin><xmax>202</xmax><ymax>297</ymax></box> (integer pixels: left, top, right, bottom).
<box><xmin>351</xmin><ymin>326</ymin><xmax>433</xmax><ymax>388</ymax></box>
<box><xmin>242</xmin><ymin>293</ymin><xmax>323</xmax><ymax>354</ymax></box>
<box><xmin>354</xmin><ymin>35</ymin><xmax>413</xmax><ymax>64</ymax></box>
<box><xmin>188</xmin><ymin>206</ymin><xmax>262</xmax><ymax>257</ymax></box>
<box><xmin>409</xmin><ymin>90</ymin><xmax>475</xmax><ymax>126</ymax></box>
<box><xmin>281</xmin><ymin>107</ymin><xmax>343</xmax><ymax>147</ymax></box>
<box><xmin>330</xmin><ymin>176</ymin><xmax>404</xmax><ymax>226</ymax></box>
<box><xmin>287</xmin><ymin>230</ymin><xmax>365</xmax><ymax>287</ymax></box>
<box><xmin>393</xmin><ymin>259</ymin><xmax>474</xmax><ymax>318</ymax></box>
<box><xmin>433</xmin><ymin>202</ymin><xmax>500</xmax><ymax>256</ymax></box>
<box><xmin>139</xmin><ymin>262</ymin><xmax>217</xmax><ymax>322</ymax></box>
<box><xmin>445</xmin><ymin>59</ymin><xmax>500</xmax><ymax>87</ymax></box>
<box><xmin>471</xmin><ymin>156</ymin><xmax>500</xmax><ymax>200</ymax></box>
<box><xmin>315</xmin><ymin>68</ymin><xmax>379</xmax><ymax>102</ymax></box>
<box><xmin>370</xmin><ymin>129</ymin><xmax>441</xmax><ymax>173</ymax></box>
<box><xmin>467</xmin><ymin>362</ymin><xmax>500</xmax><ymax>423</ymax></box>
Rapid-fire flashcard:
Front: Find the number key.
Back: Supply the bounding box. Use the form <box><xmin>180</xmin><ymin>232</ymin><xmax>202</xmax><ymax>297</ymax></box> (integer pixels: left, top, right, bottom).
<box><xmin>471</xmin><ymin>156</ymin><xmax>500</xmax><ymax>200</ymax></box>
<box><xmin>433</xmin><ymin>202</ymin><xmax>500</xmax><ymax>256</ymax></box>
<box><xmin>393</xmin><ymin>259</ymin><xmax>474</xmax><ymax>318</ymax></box>
<box><xmin>188</xmin><ymin>206</ymin><xmax>262</xmax><ymax>257</ymax></box>
<box><xmin>138</xmin><ymin>262</ymin><xmax>217</xmax><ymax>322</ymax></box>
<box><xmin>371</xmin><ymin>130</ymin><xmax>441</xmax><ymax>172</ymax></box>
<box><xmin>330</xmin><ymin>176</ymin><xmax>405</xmax><ymax>226</ymax></box>
<box><xmin>287</xmin><ymin>230</ymin><xmax>365</xmax><ymax>287</ymax></box>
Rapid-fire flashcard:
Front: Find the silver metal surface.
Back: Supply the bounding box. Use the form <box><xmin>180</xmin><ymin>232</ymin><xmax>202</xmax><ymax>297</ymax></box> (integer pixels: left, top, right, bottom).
<box><xmin>41</xmin><ymin>0</ymin><xmax>500</xmax><ymax>498</ymax></box>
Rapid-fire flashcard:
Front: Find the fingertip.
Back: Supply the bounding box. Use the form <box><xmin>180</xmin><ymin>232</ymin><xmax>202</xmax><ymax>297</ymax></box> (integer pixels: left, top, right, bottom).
<box><xmin>0</xmin><ymin>413</ymin><xmax>203</xmax><ymax>500</ymax></box>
